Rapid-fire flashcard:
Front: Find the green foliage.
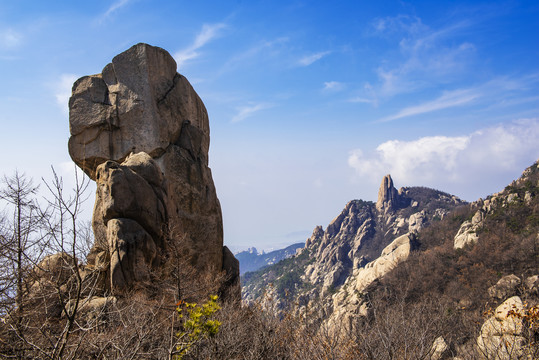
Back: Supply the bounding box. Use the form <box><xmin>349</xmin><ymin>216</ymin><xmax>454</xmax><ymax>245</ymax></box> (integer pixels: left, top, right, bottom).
<box><xmin>174</xmin><ymin>295</ymin><xmax>221</xmax><ymax>359</ymax></box>
<box><xmin>242</xmin><ymin>247</ymin><xmax>313</xmax><ymax>301</ymax></box>
<box><xmin>274</xmin><ymin>268</ymin><xmax>301</xmax><ymax>298</ymax></box>
<box><xmin>490</xmin><ymin>198</ymin><xmax>536</xmax><ymax>234</ymax></box>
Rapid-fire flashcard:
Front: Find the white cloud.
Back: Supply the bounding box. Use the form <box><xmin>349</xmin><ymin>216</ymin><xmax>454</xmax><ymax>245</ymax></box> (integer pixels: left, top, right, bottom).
<box><xmin>54</xmin><ymin>74</ymin><xmax>79</xmax><ymax>114</ymax></box>
<box><xmin>297</xmin><ymin>51</ymin><xmax>330</xmax><ymax>66</ymax></box>
<box><xmin>323</xmin><ymin>81</ymin><xmax>345</xmax><ymax>92</ymax></box>
<box><xmin>103</xmin><ymin>0</ymin><xmax>130</xmax><ymax>18</ymax></box>
<box><xmin>348</xmin><ymin>119</ymin><xmax>539</xmax><ymax>197</ymax></box>
<box><xmin>231</xmin><ymin>103</ymin><xmax>273</xmax><ymax>123</ymax></box>
<box><xmin>0</xmin><ymin>29</ymin><xmax>22</xmax><ymax>48</ymax></box>
<box><xmin>378</xmin><ymin>88</ymin><xmax>479</xmax><ymax>122</ymax></box>
<box><xmin>349</xmin><ymin>136</ymin><xmax>469</xmax><ymax>183</ymax></box>
<box><xmin>174</xmin><ymin>23</ymin><xmax>226</xmax><ymax>69</ymax></box>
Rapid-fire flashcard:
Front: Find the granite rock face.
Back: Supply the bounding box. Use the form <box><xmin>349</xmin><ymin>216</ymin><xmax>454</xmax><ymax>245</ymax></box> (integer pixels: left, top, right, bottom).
<box><xmin>243</xmin><ymin>174</ymin><xmax>466</xmax><ymax>328</ymax></box>
<box><xmin>477</xmin><ymin>296</ymin><xmax>527</xmax><ymax>359</ymax></box>
<box><xmin>376</xmin><ymin>174</ymin><xmax>400</xmax><ymax>212</ymax></box>
<box><xmin>454</xmin><ymin>161</ymin><xmax>538</xmax><ymax>250</ymax></box>
<box><xmin>68</xmin><ymin>43</ymin><xmax>238</xmax><ymax>298</ymax></box>
<box><xmin>68</xmin><ymin>44</ymin><xmax>208</xmax><ymax>179</ymax></box>
<box><xmin>327</xmin><ymin>232</ymin><xmax>418</xmax><ymax>331</ymax></box>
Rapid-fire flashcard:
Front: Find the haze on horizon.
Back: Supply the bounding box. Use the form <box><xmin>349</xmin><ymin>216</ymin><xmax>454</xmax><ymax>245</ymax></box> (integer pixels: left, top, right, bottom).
<box><xmin>0</xmin><ymin>0</ymin><xmax>537</xmax><ymax>252</ymax></box>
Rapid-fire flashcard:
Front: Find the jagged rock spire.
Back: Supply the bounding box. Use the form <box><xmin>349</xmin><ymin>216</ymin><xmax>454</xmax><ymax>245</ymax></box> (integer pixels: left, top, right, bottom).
<box><xmin>376</xmin><ymin>174</ymin><xmax>399</xmax><ymax>212</ymax></box>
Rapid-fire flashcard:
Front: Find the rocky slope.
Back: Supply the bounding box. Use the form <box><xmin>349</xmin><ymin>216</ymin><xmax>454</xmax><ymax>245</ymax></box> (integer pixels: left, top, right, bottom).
<box><xmin>236</xmin><ymin>243</ymin><xmax>304</xmax><ymax>275</ymax></box>
<box><xmin>243</xmin><ymin>161</ymin><xmax>539</xmax><ymax>358</ymax></box>
<box><xmin>242</xmin><ymin>174</ymin><xmax>465</xmax><ymax>317</ymax></box>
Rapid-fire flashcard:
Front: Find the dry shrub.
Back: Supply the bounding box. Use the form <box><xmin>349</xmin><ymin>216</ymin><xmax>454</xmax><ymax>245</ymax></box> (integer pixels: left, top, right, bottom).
<box><xmin>187</xmin><ymin>301</ymin><xmax>361</xmax><ymax>360</ymax></box>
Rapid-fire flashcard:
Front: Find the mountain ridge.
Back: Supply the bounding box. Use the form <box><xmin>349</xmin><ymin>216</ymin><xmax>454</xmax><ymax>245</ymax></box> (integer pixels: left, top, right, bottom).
<box><xmin>241</xmin><ymin>160</ymin><xmax>538</xmax><ymax>358</ymax></box>
<box><xmin>243</xmin><ymin>175</ymin><xmax>466</xmax><ymax>306</ymax></box>
<box><xmin>235</xmin><ymin>242</ymin><xmax>304</xmax><ymax>275</ymax></box>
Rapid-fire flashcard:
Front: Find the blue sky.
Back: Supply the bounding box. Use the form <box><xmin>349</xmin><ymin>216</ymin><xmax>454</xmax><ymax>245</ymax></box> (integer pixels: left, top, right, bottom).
<box><xmin>0</xmin><ymin>0</ymin><xmax>538</xmax><ymax>252</ymax></box>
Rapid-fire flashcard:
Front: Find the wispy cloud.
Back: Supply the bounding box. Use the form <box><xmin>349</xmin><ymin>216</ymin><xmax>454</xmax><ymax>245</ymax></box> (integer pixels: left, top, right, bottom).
<box><xmin>348</xmin><ymin>118</ymin><xmax>539</xmax><ymax>197</ymax></box>
<box><xmin>348</xmin><ymin>96</ymin><xmax>376</xmax><ymax>105</ymax></box>
<box><xmin>371</xmin><ymin>14</ymin><xmax>427</xmax><ymax>36</ymax></box>
<box><xmin>378</xmin><ymin>89</ymin><xmax>479</xmax><ymax>122</ymax></box>
<box><xmin>102</xmin><ymin>0</ymin><xmax>130</xmax><ymax>19</ymax></box>
<box><xmin>323</xmin><ymin>81</ymin><xmax>345</xmax><ymax>92</ymax></box>
<box><xmin>0</xmin><ymin>28</ymin><xmax>22</xmax><ymax>48</ymax></box>
<box><xmin>376</xmin><ymin>74</ymin><xmax>539</xmax><ymax>122</ymax></box>
<box><xmin>238</xmin><ymin>38</ymin><xmax>288</xmax><ymax>60</ymax></box>
<box><xmin>231</xmin><ymin>103</ymin><xmax>274</xmax><ymax>123</ymax></box>
<box><xmin>54</xmin><ymin>74</ymin><xmax>79</xmax><ymax>114</ymax></box>
<box><xmin>174</xmin><ymin>23</ymin><xmax>226</xmax><ymax>69</ymax></box>
<box><xmin>216</xmin><ymin>37</ymin><xmax>289</xmax><ymax>76</ymax></box>
<box><xmin>297</xmin><ymin>51</ymin><xmax>330</xmax><ymax>66</ymax></box>
<box><xmin>370</xmin><ymin>15</ymin><xmax>475</xmax><ymax>97</ymax></box>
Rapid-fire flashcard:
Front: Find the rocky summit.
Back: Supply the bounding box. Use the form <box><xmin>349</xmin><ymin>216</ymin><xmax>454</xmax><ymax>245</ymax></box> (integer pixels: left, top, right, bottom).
<box><xmin>243</xmin><ymin>174</ymin><xmax>466</xmax><ymax>325</ymax></box>
<box><xmin>68</xmin><ymin>43</ymin><xmax>239</xmax><ymax>298</ymax></box>
<box><xmin>242</xmin><ymin>161</ymin><xmax>538</xmax><ymax>358</ymax></box>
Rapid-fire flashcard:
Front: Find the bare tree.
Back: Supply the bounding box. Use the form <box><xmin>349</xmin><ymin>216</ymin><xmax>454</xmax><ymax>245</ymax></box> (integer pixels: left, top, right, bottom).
<box><xmin>0</xmin><ymin>171</ymin><xmax>47</xmax><ymax>358</ymax></box>
<box><xmin>32</xmin><ymin>166</ymin><xmax>91</xmax><ymax>359</ymax></box>
<box><xmin>0</xmin><ymin>167</ymin><xmax>100</xmax><ymax>360</ymax></box>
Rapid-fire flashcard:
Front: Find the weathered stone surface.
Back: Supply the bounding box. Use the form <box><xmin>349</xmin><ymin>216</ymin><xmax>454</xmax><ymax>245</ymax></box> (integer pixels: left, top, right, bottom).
<box><xmin>220</xmin><ymin>246</ymin><xmax>241</xmax><ymax>301</ymax></box>
<box><xmin>407</xmin><ymin>210</ymin><xmax>426</xmax><ymax>232</ymax></box>
<box><xmin>66</xmin><ymin>296</ymin><xmax>117</xmax><ymax>316</ymax></box>
<box><xmin>430</xmin><ymin>336</ymin><xmax>449</xmax><ymax>360</ymax></box>
<box><xmin>349</xmin><ymin>232</ymin><xmax>416</xmax><ymax>295</ymax></box>
<box><xmin>107</xmin><ymin>218</ymin><xmax>157</xmax><ymax>289</ymax></box>
<box><xmin>32</xmin><ymin>252</ymin><xmax>76</xmax><ymax>282</ymax></box>
<box><xmin>68</xmin><ymin>44</ymin><xmax>207</xmax><ymax>180</ymax></box>
<box><xmin>376</xmin><ymin>174</ymin><xmax>399</xmax><ymax>212</ymax></box>
<box><xmin>94</xmin><ymin>155</ymin><xmax>166</xmax><ymax>242</ymax></box>
<box><xmin>488</xmin><ymin>274</ymin><xmax>521</xmax><ymax>300</ymax></box>
<box><xmin>327</xmin><ymin>233</ymin><xmax>417</xmax><ymax>331</ymax></box>
<box><xmin>524</xmin><ymin>275</ymin><xmax>539</xmax><ymax>294</ymax></box>
<box><xmin>454</xmin><ymin>220</ymin><xmax>479</xmax><ymax>249</ymax></box>
<box><xmin>69</xmin><ymin>43</ymin><xmax>238</xmax><ymax>297</ymax></box>
<box><xmin>477</xmin><ymin>296</ymin><xmax>526</xmax><ymax>359</ymax></box>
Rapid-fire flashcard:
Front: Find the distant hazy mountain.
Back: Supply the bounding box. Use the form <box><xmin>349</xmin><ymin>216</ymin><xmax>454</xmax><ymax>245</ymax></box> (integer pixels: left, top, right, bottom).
<box><xmin>236</xmin><ymin>243</ymin><xmax>304</xmax><ymax>275</ymax></box>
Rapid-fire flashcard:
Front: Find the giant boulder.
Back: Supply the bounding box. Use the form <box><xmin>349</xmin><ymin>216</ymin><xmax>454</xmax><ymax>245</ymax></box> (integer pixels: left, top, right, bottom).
<box><xmin>69</xmin><ymin>43</ymin><xmax>238</xmax><ymax>298</ymax></box>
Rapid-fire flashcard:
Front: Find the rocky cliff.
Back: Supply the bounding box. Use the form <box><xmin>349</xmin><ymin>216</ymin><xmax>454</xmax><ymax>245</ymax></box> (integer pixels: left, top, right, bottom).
<box><xmin>243</xmin><ymin>161</ymin><xmax>539</xmax><ymax>358</ymax></box>
<box><xmin>242</xmin><ymin>174</ymin><xmax>465</xmax><ymax>321</ymax></box>
<box><xmin>68</xmin><ymin>43</ymin><xmax>239</xmax><ymax>298</ymax></box>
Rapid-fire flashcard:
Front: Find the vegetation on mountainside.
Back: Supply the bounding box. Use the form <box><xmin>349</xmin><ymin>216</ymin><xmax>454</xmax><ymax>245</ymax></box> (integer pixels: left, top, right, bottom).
<box><xmin>359</xmin><ymin>164</ymin><xmax>539</xmax><ymax>357</ymax></box>
<box><xmin>239</xmin><ymin>162</ymin><xmax>538</xmax><ymax>359</ymax></box>
<box><xmin>173</xmin><ymin>295</ymin><xmax>221</xmax><ymax>359</ymax></box>
<box><xmin>397</xmin><ymin>186</ymin><xmax>462</xmax><ymax>218</ymax></box>
<box><xmin>1</xmin><ymin>163</ymin><xmax>537</xmax><ymax>359</ymax></box>
<box><xmin>242</xmin><ymin>246</ymin><xmax>314</xmax><ymax>300</ymax></box>
<box><xmin>235</xmin><ymin>242</ymin><xmax>304</xmax><ymax>275</ymax></box>
<box><xmin>243</xmin><ymin>185</ymin><xmax>466</xmax><ymax>308</ymax></box>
